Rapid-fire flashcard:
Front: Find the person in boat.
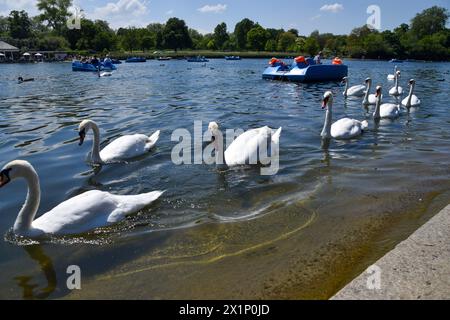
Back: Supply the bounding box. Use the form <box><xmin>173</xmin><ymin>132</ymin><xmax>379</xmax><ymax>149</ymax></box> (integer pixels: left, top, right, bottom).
<box><xmin>314</xmin><ymin>51</ymin><xmax>323</xmax><ymax>64</ymax></box>
<box><xmin>104</xmin><ymin>54</ymin><xmax>112</xmax><ymax>63</ymax></box>
<box><xmin>90</xmin><ymin>56</ymin><xmax>99</xmax><ymax>66</ymax></box>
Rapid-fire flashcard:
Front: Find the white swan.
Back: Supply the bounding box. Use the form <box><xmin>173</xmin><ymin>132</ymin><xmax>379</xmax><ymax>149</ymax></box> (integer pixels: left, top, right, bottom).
<box><xmin>342</xmin><ymin>77</ymin><xmax>366</xmax><ymax>97</ymax></box>
<box><xmin>387</xmin><ymin>65</ymin><xmax>398</xmax><ymax>81</ymax></box>
<box><xmin>208</xmin><ymin>122</ymin><xmax>282</xmax><ymax>169</ymax></box>
<box><xmin>78</xmin><ymin>120</ymin><xmax>160</xmax><ymax>164</ymax></box>
<box><xmin>402</xmin><ymin>79</ymin><xmax>421</xmax><ymax>107</ymax></box>
<box><xmin>0</xmin><ymin>160</ymin><xmax>164</xmax><ymax>238</ymax></box>
<box><xmin>389</xmin><ymin>71</ymin><xmax>404</xmax><ymax>96</ymax></box>
<box><xmin>362</xmin><ymin>78</ymin><xmax>382</xmax><ymax>105</ymax></box>
<box><xmin>321</xmin><ymin>91</ymin><xmax>368</xmax><ymax>140</ymax></box>
<box><xmin>374</xmin><ymin>86</ymin><xmax>401</xmax><ymax>120</ymax></box>
<box><xmin>99</xmin><ymin>71</ymin><xmax>112</xmax><ymax>77</ymax></box>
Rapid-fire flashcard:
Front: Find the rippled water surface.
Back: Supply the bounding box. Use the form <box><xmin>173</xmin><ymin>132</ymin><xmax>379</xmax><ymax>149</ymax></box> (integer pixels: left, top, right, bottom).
<box><xmin>0</xmin><ymin>59</ymin><xmax>449</xmax><ymax>299</ymax></box>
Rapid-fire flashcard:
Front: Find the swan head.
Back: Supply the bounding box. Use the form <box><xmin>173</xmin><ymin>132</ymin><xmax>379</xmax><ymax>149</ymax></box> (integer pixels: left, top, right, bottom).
<box><xmin>0</xmin><ymin>160</ymin><xmax>36</xmax><ymax>188</ymax></box>
<box><xmin>375</xmin><ymin>85</ymin><xmax>382</xmax><ymax>97</ymax></box>
<box><xmin>78</xmin><ymin>120</ymin><xmax>96</xmax><ymax>146</ymax></box>
<box><xmin>341</xmin><ymin>77</ymin><xmax>348</xmax><ymax>84</ymax></box>
<box><xmin>365</xmin><ymin>77</ymin><xmax>372</xmax><ymax>84</ymax></box>
<box><xmin>208</xmin><ymin>121</ymin><xmax>220</xmax><ymax>134</ymax></box>
<box><xmin>409</xmin><ymin>79</ymin><xmax>416</xmax><ymax>86</ymax></box>
<box><xmin>396</xmin><ymin>70</ymin><xmax>401</xmax><ymax>77</ymax></box>
<box><xmin>322</xmin><ymin>91</ymin><xmax>333</xmax><ymax>109</ymax></box>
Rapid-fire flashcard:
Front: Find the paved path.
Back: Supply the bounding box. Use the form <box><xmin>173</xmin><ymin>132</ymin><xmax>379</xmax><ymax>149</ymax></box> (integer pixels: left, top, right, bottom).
<box><xmin>332</xmin><ymin>205</ymin><xmax>450</xmax><ymax>300</ymax></box>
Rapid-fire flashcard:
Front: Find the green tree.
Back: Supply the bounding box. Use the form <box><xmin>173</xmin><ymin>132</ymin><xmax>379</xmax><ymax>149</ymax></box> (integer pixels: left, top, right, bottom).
<box><xmin>8</xmin><ymin>10</ymin><xmax>32</xmax><ymax>39</ymax></box>
<box><xmin>214</xmin><ymin>22</ymin><xmax>229</xmax><ymax>49</ymax></box>
<box><xmin>410</xmin><ymin>6</ymin><xmax>449</xmax><ymax>39</ymax></box>
<box><xmin>303</xmin><ymin>37</ymin><xmax>319</xmax><ymax>56</ymax></box>
<box><xmin>247</xmin><ymin>24</ymin><xmax>268</xmax><ymax>51</ymax></box>
<box><xmin>234</xmin><ymin>18</ymin><xmax>255</xmax><ymax>49</ymax></box>
<box><xmin>0</xmin><ymin>16</ymin><xmax>8</xmax><ymax>36</ymax></box>
<box><xmin>277</xmin><ymin>32</ymin><xmax>296</xmax><ymax>51</ymax></box>
<box><xmin>162</xmin><ymin>17</ymin><xmax>192</xmax><ymax>51</ymax></box>
<box><xmin>141</xmin><ymin>35</ymin><xmax>155</xmax><ymax>52</ymax></box>
<box><xmin>265</xmin><ymin>39</ymin><xmax>277</xmax><ymax>51</ymax></box>
<box><xmin>120</xmin><ymin>27</ymin><xmax>139</xmax><ymax>52</ymax></box>
<box><xmin>37</xmin><ymin>0</ymin><xmax>72</xmax><ymax>35</ymax></box>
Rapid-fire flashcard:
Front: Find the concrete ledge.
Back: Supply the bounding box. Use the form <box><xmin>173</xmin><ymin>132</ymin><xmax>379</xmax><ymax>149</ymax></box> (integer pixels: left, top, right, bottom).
<box><xmin>332</xmin><ymin>205</ymin><xmax>450</xmax><ymax>300</ymax></box>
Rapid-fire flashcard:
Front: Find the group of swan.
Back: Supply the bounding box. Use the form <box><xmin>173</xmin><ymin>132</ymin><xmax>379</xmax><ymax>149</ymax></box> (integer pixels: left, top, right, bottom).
<box><xmin>1</xmin><ymin>119</ymin><xmax>282</xmax><ymax>239</ymax></box>
<box><xmin>346</xmin><ymin>70</ymin><xmax>420</xmax><ymax>108</ymax></box>
<box><xmin>322</xmin><ymin>76</ymin><xmax>422</xmax><ymax>140</ymax></box>
<box><xmin>0</xmin><ymin>68</ymin><xmax>422</xmax><ymax>239</ymax></box>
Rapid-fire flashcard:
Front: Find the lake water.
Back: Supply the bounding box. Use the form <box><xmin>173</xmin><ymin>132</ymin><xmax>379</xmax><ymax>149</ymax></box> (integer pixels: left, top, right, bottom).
<box><xmin>0</xmin><ymin>59</ymin><xmax>449</xmax><ymax>299</ymax></box>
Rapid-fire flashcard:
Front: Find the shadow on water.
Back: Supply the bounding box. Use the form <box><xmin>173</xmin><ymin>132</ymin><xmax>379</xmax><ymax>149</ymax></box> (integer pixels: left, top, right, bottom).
<box><xmin>14</xmin><ymin>245</ymin><xmax>56</xmax><ymax>300</ymax></box>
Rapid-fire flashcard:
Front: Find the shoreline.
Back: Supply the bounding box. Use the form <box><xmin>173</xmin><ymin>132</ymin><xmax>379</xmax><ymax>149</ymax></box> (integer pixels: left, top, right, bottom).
<box><xmin>332</xmin><ymin>204</ymin><xmax>450</xmax><ymax>300</ymax></box>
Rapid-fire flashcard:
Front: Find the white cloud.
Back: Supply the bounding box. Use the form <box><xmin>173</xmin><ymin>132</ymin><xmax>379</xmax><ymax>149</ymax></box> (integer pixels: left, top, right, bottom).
<box><xmin>311</xmin><ymin>14</ymin><xmax>322</xmax><ymax>21</ymax></box>
<box><xmin>90</xmin><ymin>0</ymin><xmax>148</xmax><ymax>28</ymax></box>
<box><xmin>166</xmin><ymin>10</ymin><xmax>174</xmax><ymax>15</ymax></box>
<box><xmin>0</xmin><ymin>0</ymin><xmax>38</xmax><ymax>16</ymax></box>
<box><xmin>320</xmin><ymin>3</ymin><xmax>344</xmax><ymax>13</ymax></box>
<box><xmin>198</xmin><ymin>4</ymin><xmax>227</xmax><ymax>14</ymax></box>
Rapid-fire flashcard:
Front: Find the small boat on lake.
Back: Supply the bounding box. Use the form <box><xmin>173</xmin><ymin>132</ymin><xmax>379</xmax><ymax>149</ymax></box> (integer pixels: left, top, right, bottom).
<box><xmin>187</xmin><ymin>56</ymin><xmax>209</xmax><ymax>62</ymax></box>
<box><xmin>157</xmin><ymin>56</ymin><xmax>172</xmax><ymax>61</ymax></box>
<box><xmin>389</xmin><ymin>59</ymin><xmax>404</xmax><ymax>63</ymax></box>
<box><xmin>225</xmin><ymin>56</ymin><xmax>241</xmax><ymax>60</ymax></box>
<box><xmin>72</xmin><ymin>60</ymin><xmax>117</xmax><ymax>72</ymax></box>
<box><xmin>262</xmin><ymin>56</ymin><xmax>348</xmax><ymax>83</ymax></box>
<box><xmin>126</xmin><ymin>57</ymin><xmax>147</xmax><ymax>63</ymax></box>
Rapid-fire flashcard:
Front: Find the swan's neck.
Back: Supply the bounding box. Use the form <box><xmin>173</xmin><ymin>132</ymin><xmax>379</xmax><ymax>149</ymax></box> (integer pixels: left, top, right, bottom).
<box><xmin>363</xmin><ymin>82</ymin><xmax>371</xmax><ymax>104</ymax></box>
<box><xmin>14</xmin><ymin>168</ymin><xmax>40</xmax><ymax>234</ymax></box>
<box><xmin>212</xmin><ymin>132</ymin><xmax>228</xmax><ymax>170</ymax></box>
<box><xmin>374</xmin><ymin>96</ymin><xmax>381</xmax><ymax>119</ymax></box>
<box><xmin>406</xmin><ymin>83</ymin><xmax>414</xmax><ymax>107</ymax></box>
<box><xmin>395</xmin><ymin>74</ymin><xmax>399</xmax><ymax>90</ymax></box>
<box><xmin>343</xmin><ymin>82</ymin><xmax>348</xmax><ymax>97</ymax></box>
<box><xmin>90</xmin><ymin>123</ymin><xmax>103</xmax><ymax>163</ymax></box>
<box><xmin>321</xmin><ymin>103</ymin><xmax>333</xmax><ymax>139</ymax></box>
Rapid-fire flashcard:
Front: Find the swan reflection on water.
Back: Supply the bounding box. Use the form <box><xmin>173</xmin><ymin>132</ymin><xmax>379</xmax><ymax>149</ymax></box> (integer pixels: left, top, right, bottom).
<box><xmin>14</xmin><ymin>244</ymin><xmax>56</xmax><ymax>300</ymax></box>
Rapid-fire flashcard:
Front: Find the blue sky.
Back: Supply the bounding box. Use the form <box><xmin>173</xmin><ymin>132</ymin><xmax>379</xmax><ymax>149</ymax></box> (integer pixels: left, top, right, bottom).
<box><xmin>1</xmin><ymin>0</ymin><xmax>449</xmax><ymax>34</ymax></box>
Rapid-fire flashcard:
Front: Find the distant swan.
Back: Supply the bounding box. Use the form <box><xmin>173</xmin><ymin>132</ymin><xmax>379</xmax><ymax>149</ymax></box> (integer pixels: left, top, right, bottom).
<box><xmin>387</xmin><ymin>65</ymin><xmax>398</xmax><ymax>81</ymax></box>
<box><xmin>321</xmin><ymin>91</ymin><xmax>368</xmax><ymax>140</ymax></box>
<box><xmin>389</xmin><ymin>71</ymin><xmax>404</xmax><ymax>96</ymax></box>
<box><xmin>78</xmin><ymin>120</ymin><xmax>160</xmax><ymax>164</ymax></box>
<box><xmin>374</xmin><ymin>86</ymin><xmax>401</xmax><ymax>120</ymax></box>
<box><xmin>402</xmin><ymin>79</ymin><xmax>421</xmax><ymax>107</ymax></box>
<box><xmin>342</xmin><ymin>77</ymin><xmax>366</xmax><ymax>97</ymax></box>
<box><xmin>0</xmin><ymin>160</ymin><xmax>164</xmax><ymax>238</ymax></box>
<box><xmin>208</xmin><ymin>122</ymin><xmax>282</xmax><ymax>170</ymax></box>
<box><xmin>98</xmin><ymin>71</ymin><xmax>112</xmax><ymax>77</ymax></box>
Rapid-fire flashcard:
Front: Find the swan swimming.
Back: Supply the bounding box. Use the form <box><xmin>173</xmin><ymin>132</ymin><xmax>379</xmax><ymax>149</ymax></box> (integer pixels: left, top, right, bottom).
<box><xmin>374</xmin><ymin>86</ymin><xmax>401</xmax><ymax>120</ymax></box>
<box><xmin>0</xmin><ymin>160</ymin><xmax>164</xmax><ymax>238</ymax></box>
<box><xmin>362</xmin><ymin>78</ymin><xmax>382</xmax><ymax>105</ymax></box>
<box><xmin>389</xmin><ymin>71</ymin><xmax>404</xmax><ymax>96</ymax></box>
<box><xmin>342</xmin><ymin>77</ymin><xmax>366</xmax><ymax>98</ymax></box>
<box><xmin>402</xmin><ymin>79</ymin><xmax>421</xmax><ymax>107</ymax></box>
<box><xmin>208</xmin><ymin>122</ymin><xmax>282</xmax><ymax>169</ymax></box>
<box><xmin>321</xmin><ymin>91</ymin><xmax>368</xmax><ymax>140</ymax></box>
<box><xmin>78</xmin><ymin>120</ymin><xmax>160</xmax><ymax>164</ymax></box>
<box><xmin>387</xmin><ymin>66</ymin><xmax>398</xmax><ymax>81</ymax></box>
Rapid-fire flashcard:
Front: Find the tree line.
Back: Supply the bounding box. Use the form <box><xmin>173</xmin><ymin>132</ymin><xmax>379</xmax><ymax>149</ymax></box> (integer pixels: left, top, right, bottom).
<box><xmin>0</xmin><ymin>0</ymin><xmax>448</xmax><ymax>61</ymax></box>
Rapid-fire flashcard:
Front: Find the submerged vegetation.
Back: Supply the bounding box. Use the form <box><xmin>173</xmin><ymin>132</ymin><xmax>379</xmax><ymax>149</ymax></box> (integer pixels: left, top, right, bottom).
<box><xmin>0</xmin><ymin>1</ymin><xmax>448</xmax><ymax>61</ymax></box>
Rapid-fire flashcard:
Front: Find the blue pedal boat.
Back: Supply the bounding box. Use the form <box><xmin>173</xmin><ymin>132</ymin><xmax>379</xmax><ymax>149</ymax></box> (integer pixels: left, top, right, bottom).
<box><xmin>126</xmin><ymin>57</ymin><xmax>147</xmax><ymax>63</ymax></box>
<box><xmin>72</xmin><ymin>61</ymin><xmax>117</xmax><ymax>72</ymax></box>
<box><xmin>263</xmin><ymin>57</ymin><xmax>348</xmax><ymax>82</ymax></box>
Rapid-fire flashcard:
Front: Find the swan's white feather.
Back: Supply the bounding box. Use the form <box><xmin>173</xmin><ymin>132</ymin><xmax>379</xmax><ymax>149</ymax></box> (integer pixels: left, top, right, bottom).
<box><xmin>100</xmin><ymin>132</ymin><xmax>160</xmax><ymax>162</ymax></box>
<box><xmin>346</xmin><ymin>85</ymin><xmax>366</xmax><ymax>97</ymax></box>
<box><xmin>31</xmin><ymin>190</ymin><xmax>164</xmax><ymax>236</ymax></box>
<box><xmin>331</xmin><ymin>118</ymin><xmax>368</xmax><ymax>140</ymax></box>
<box><xmin>402</xmin><ymin>94</ymin><xmax>421</xmax><ymax>107</ymax></box>
<box><xmin>224</xmin><ymin>126</ymin><xmax>281</xmax><ymax>166</ymax></box>
<box><xmin>376</xmin><ymin>103</ymin><xmax>400</xmax><ymax>119</ymax></box>
<box><xmin>389</xmin><ymin>86</ymin><xmax>403</xmax><ymax>96</ymax></box>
